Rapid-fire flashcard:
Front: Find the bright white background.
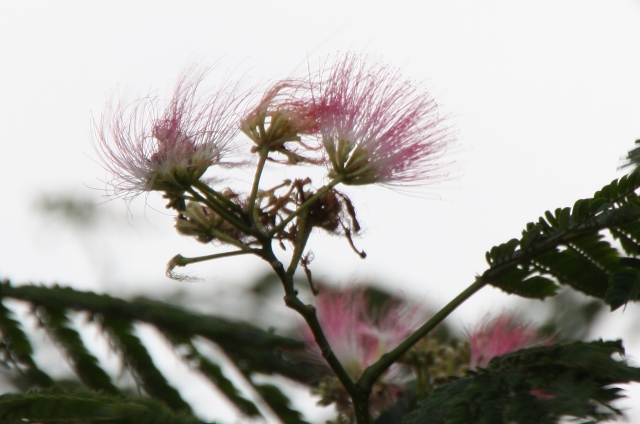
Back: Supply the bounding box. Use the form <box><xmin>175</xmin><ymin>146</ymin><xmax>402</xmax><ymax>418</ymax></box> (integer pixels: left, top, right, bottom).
<box><xmin>2</xmin><ymin>1</ymin><xmax>640</xmax><ymax>422</ymax></box>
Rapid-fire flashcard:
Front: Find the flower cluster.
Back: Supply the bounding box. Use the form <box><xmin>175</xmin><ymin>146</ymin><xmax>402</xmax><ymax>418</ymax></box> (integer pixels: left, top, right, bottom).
<box><xmin>94</xmin><ymin>54</ymin><xmax>454</xmax><ymax>272</ymax></box>
<box><xmin>96</xmin><ymin>54</ymin><xmax>453</xmax><ymax>201</ymax></box>
<box><xmin>95</xmin><ymin>55</ymin><xmax>455</xmax><ymax>421</ymax></box>
<box><xmin>310</xmin><ymin>54</ymin><xmax>452</xmax><ymax>185</ymax></box>
<box><xmin>95</xmin><ymin>69</ymin><xmax>243</xmax><ymax>199</ymax></box>
<box><xmin>241</xmin><ymin>54</ymin><xmax>454</xmax><ymax>186</ymax></box>
<box><xmin>90</xmin><ymin>52</ymin><xmax>638</xmax><ymax>424</ymax></box>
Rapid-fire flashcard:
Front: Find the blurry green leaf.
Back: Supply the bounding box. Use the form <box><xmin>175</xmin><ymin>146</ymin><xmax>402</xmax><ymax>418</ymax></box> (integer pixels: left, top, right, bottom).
<box><xmin>254</xmin><ymin>383</ymin><xmax>310</xmax><ymax>424</ymax></box>
<box><xmin>164</xmin><ymin>334</ymin><xmax>261</xmax><ymax>417</ymax></box>
<box><xmin>0</xmin><ymin>390</ymin><xmax>203</xmax><ymax>424</ymax></box>
<box><xmin>100</xmin><ymin>316</ymin><xmax>191</xmax><ymax>413</ymax></box>
<box><xmin>0</xmin><ymin>281</ymin><xmax>318</xmax><ymax>383</ymax></box>
<box><xmin>606</xmin><ymin>270</ymin><xmax>640</xmax><ymax>311</ymax></box>
<box><xmin>35</xmin><ymin>194</ymin><xmax>100</xmax><ymax>226</ymax></box>
<box><xmin>0</xmin><ymin>280</ymin><xmax>320</xmax><ymax>420</ymax></box>
<box><xmin>374</xmin><ymin>389</ymin><xmax>416</xmax><ymax>424</ymax></box>
<box><xmin>0</xmin><ymin>297</ymin><xmax>53</xmax><ymax>388</ymax></box>
<box><xmin>37</xmin><ymin>307</ymin><xmax>118</xmax><ymax>394</ymax></box>
<box><xmin>619</xmin><ymin>139</ymin><xmax>640</xmax><ymax>172</ymax></box>
<box><xmin>403</xmin><ymin>340</ymin><xmax>640</xmax><ymax>424</ymax></box>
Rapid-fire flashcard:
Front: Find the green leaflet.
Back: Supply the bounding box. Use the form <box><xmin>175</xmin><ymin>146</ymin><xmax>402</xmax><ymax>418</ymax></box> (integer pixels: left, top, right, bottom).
<box><xmin>606</xmin><ymin>258</ymin><xmax>640</xmax><ymax>311</ymax></box>
<box><xmin>484</xmin><ymin>165</ymin><xmax>640</xmax><ymax>303</ymax></box>
<box><xmin>253</xmin><ymin>383</ymin><xmax>311</xmax><ymax>424</ymax></box>
<box><xmin>36</xmin><ymin>306</ymin><xmax>118</xmax><ymax>394</ymax></box>
<box><xmin>0</xmin><ymin>298</ymin><xmax>53</xmax><ymax>388</ymax></box>
<box><xmin>620</xmin><ymin>139</ymin><xmax>640</xmax><ymax>172</ymax></box>
<box><xmin>100</xmin><ymin>315</ymin><xmax>192</xmax><ymax>413</ymax></box>
<box><xmin>163</xmin><ymin>333</ymin><xmax>262</xmax><ymax>417</ymax></box>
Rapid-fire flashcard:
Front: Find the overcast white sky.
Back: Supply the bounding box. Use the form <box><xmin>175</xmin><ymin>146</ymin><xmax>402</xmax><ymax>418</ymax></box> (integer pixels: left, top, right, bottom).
<box><xmin>2</xmin><ymin>1</ymin><xmax>640</xmax><ymax>422</ymax></box>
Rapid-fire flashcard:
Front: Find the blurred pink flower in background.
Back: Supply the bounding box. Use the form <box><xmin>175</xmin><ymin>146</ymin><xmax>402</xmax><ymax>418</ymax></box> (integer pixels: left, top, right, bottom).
<box><xmin>301</xmin><ymin>286</ymin><xmax>426</xmax><ymax>416</ymax></box>
<box><xmin>311</xmin><ymin>54</ymin><xmax>454</xmax><ymax>186</ymax></box>
<box><xmin>468</xmin><ymin>314</ymin><xmax>548</xmax><ymax>369</ymax></box>
<box><xmin>302</xmin><ymin>287</ymin><xmax>423</xmax><ymax>380</ymax></box>
<box><xmin>95</xmin><ymin>68</ymin><xmax>244</xmax><ymax>198</ymax></box>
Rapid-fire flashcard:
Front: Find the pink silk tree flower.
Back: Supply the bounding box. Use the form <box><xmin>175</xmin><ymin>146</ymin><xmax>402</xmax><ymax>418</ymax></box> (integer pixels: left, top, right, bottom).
<box><xmin>468</xmin><ymin>314</ymin><xmax>547</xmax><ymax>369</ymax></box>
<box><xmin>95</xmin><ymin>69</ymin><xmax>243</xmax><ymax>199</ymax></box>
<box><xmin>311</xmin><ymin>54</ymin><xmax>453</xmax><ymax>186</ymax></box>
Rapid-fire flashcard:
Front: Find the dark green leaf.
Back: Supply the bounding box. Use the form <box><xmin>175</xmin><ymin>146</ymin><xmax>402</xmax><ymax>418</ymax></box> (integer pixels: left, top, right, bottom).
<box><xmin>483</xmin><ymin>155</ymin><xmax>640</xmax><ymax>303</ymax></box>
<box><xmin>606</xmin><ymin>271</ymin><xmax>640</xmax><ymax>311</ymax></box>
<box><xmin>100</xmin><ymin>316</ymin><xmax>191</xmax><ymax>413</ymax></box>
<box><xmin>254</xmin><ymin>383</ymin><xmax>310</xmax><ymax>424</ymax></box>
<box><xmin>0</xmin><ymin>297</ymin><xmax>53</xmax><ymax>388</ymax></box>
<box><xmin>519</xmin><ymin>223</ymin><xmax>543</xmax><ymax>252</ymax></box>
<box><xmin>544</xmin><ymin>210</ymin><xmax>558</xmax><ymax>227</ymax></box>
<box><xmin>374</xmin><ymin>390</ymin><xmax>416</xmax><ymax>424</ymax></box>
<box><xmin>37</xmin><ymin>307</ymin><xmax>118</xmax><ymax>394</ymax></box>
<box><xmin>619</xmin><ymin>257</ymin><xmax>640</xmax><ymax>269</ymax></box>
<box><xmin>0</xmin><ymin>391</ymin><xmax>203</xmax><ymax>424</ymax></box>
<box><xmin>557</xmin><ymin>207</ymin><xmax>571</xmax><ymax>230</ymax></box>
<box><xmin>164</xmin><ymin>334</ymin><xmax>261</xmax><ymax>417</ymax></box>
<box><xmin>404</xmin><ymin>340</ymin><xmax>640</xmax><ymax>424</ymax></box>
<box><xmin>0</xmin><ymin>282</ymin><xmax>317</xmax><ymax>384</ymax></box>
<box><xmin>490</xmin><ymin>267</ymin><xmax>558</xmax><ymax>299</ymax></box>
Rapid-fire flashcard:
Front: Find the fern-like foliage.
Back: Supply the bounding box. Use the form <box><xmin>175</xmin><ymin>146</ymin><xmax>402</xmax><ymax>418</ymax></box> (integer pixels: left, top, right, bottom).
<box><xmin>0</xmin><ymin>300</ymin><xmax>53</xmax><ymax>389</ymax></box>
<box><xmin>0</xmin><ymin>390</ymin><xmax>203</xmax><ymax>424</ymax></box>
<box><xmin>0</xmin><ymin>280</ymin><xmax>318</xmax><ymax>423</ymax></box>
<box><xmin>403</xmin><ymin>340</ymin><xmax>640</xmax><ymax>424</ymax></box>
<box><xmin>483</xmin><ymin>150</ymin><xmax>640</xmax><ymax>309</ymax></box>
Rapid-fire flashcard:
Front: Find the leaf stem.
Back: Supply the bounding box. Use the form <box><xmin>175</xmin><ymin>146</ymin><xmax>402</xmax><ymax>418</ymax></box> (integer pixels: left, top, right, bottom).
<box><xmin>185</xmin><ymin>187</ymin><xmax>252</xmax><ymax>234</ymax></box>
<box><xmin>168</xmin><ymin>250</ymin><xmax>257</xmax><ymax>271</ymax></box>
<box><xmin>286</xmin><ymin>215</ymin><xmax>313</xmax><ymax>278</ymax></box>
<box><xmin>192</xmin><ymin>180</ymin><xmax>245</xmax><ymax>214</ymax></box>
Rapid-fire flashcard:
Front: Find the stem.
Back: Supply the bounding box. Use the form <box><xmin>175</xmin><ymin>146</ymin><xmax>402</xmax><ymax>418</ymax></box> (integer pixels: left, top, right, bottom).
<box><xmin>186</xmin><ymin>187</ymin><xmax>252</xmax><ymax>234</ymax></box>
<box><xmin>208</xmin><ymin>227</ymin><xmax>254</xmax><ymax>251</ymax></box>
<box><xmin>357</xmin><ymin>277</ymin><xmax>487</xmax><ymax>393</ymax></box>
<box><xmin>248</xmin><ymin>147</ymin><xmax>269</xmax><ymax>223</ymax></box>
<box><xmin>193</xmin><ymin>180</ymin><xmax>245</xmax><ymax>214</ymax></box>
<box><xmin>168</xmin><ymin>250</ymin><xmax>256</xmax><ymax>270</ymax></box>
<box><xmin>286</xmin><ymin>214</ymin><xmax>313</xmax><ymax>278</ymax></box>
<box><xmin>261</xmin><ymin>244</ymin><xmax>370</xmax><ymax>423</ymax></box>
<box><xmin>268</xmin><ymin>176</ymin><xmax>343</xmax><ymax>238</ymax></box>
